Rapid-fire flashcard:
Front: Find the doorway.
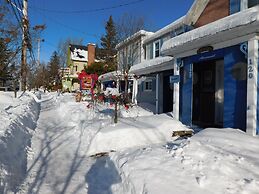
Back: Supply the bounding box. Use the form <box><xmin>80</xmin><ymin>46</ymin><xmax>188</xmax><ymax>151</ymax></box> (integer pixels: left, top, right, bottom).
<box><xmin>192</xmin><ymin>59</ymin><xmax>224</xmax><ymax>128</ymax></box>
<box><xmin>163</xmin><ymin>74</ymin><xmax>174</xmax><ymax>113</ymax></box>
<box><xmin>163</xmin><ymin>71</ymin><xmax>174</xmax><ymax>113</ymax></box>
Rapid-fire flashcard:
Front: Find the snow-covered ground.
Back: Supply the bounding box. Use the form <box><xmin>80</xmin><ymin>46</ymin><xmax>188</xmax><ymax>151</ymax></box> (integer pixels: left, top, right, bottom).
<box><xmin>18</xmin><ymin>93</ymin><xmax>113</xmax><ymax>194</ymax></box>
<box><xmin>87</xmin><ymin>111</ymin><xmax>191</xmax><ymax>155</ymax></box>
<box><xmin>111</xmin><ymin>128</ymin><xmax>259</xmax><ymax>194</ymax></box>
<box><xmin>0</xmin><ymin>91</ymin><xmax>40</xmax><ymax>193</ymax></box>
<box><xmin>0</xmin><ymin>92</ymin><xmax>259</xmax><ymax>194</ymax></box>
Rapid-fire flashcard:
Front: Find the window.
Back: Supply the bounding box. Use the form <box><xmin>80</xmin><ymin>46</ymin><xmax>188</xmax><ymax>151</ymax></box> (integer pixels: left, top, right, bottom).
<box><xmin>230</xmin><ymin>0</ymin><xmax>259</xmax><ymax>14</ymax></box>
<box><xmin>230</xmin><ymin>0</ymin><xmax>241</xmax><ymax>14</ymax></box>
<box><xmin>154</xmin><ymin>41</ymin><xmax>160</xmax><ymax>58</ymax></box>
<box><xmin>144</xmin><ymin>80</ymin><xmax>152</xmax><ymax>91</ymax></box>
<box><xmin>248</xmin><ymin>0</ymin><xmax>259</xmax><ymax>7</ymax></box>
<box><xmin>73</xmin><ymin>65</ymin><xmax>78</xmax><ymax>72</ymax></box>
<box><xmin>174</xmin><ymin>26</ymin><xmax>185</xmax><ymax>36</ymax></box>
<box><xmin>146</xmin><ymin>43</ymin><xmax>153</xmax><ymax>60</ymax></box>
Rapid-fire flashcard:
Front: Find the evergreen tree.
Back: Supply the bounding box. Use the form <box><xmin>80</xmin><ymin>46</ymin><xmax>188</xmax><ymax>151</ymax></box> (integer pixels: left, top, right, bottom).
<box><xmin>0</xmin><ymin>38</ymin><xmax>11</xmax><ymax>81</ymax></box>
<box><xmin>0</xmin><ymin>2</ymin><xmax>22</xmax><ymax>88</ymax></box>
<box><xmin>47</xmin><ymin>51</ymin><xmax>61</xmax><ymax>88</ymax></box>
<box><xmin>100</xmin><ymin>15</ymin><xmax>118</xmax><ymax>71</ymax></box>
<box><xmin>32</xmin><ymin>63</ymin><xmax>48</xmax><ymax>89</ymax></box>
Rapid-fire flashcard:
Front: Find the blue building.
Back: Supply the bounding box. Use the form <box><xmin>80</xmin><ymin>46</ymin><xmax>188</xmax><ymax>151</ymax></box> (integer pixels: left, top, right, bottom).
<box><xmin>161</xmin><ymin>0</ymin><xmax>259</xmax><ymax>136</ymax></box>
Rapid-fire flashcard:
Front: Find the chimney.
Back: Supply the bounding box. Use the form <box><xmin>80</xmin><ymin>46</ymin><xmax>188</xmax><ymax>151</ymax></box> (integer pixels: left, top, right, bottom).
<box><xmin>87</xmin><ymin>43</ymin><xmax>95</xmax><ymax>66</ymax></box>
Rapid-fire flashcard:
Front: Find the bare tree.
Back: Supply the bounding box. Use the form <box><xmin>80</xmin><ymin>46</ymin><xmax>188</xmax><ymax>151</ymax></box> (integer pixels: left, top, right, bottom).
<box><xmin>115</xmin><ymin>13</ymin><xmax>146</xmax><ymax>102</ymax></box>
<box><xmin>116</xmin><ymin>13</ymin><xmax>145</xmax><ymax>42</ymax></box>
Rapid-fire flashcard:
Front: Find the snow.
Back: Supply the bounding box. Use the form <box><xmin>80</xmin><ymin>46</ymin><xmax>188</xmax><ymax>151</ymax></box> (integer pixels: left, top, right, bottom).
<box><xmin>0</xmin><ymin>92</ymin><xmax>40</xmax><ymax>136</ymax></box>
<box><xmin>161</xmin><ymin>6</ymin><xmax>259</xmax><ymax>55</ymax></box>
<box><xmin>104</xmin><ymin>87</ymin><xmax>120</xmax><ymax>96</ymax></box>
<box><xmin>119</xmin><ymin>103</ymin><xmax>154</xmax><ymax>118</ymax></box>
<box><xmin>143</xmin><ymin>16</ymin><xmax>185</xmax><ymax>44</ymax></box>
<box><xmin>111</xmin><ymin>128</ymin><xmax>259</xmax><ymax>194</ymax></box>
<box><xmin>98</xmin><ymin>70</ymin><xmax>122</xmax><ymax>82</ymax></box>
<box><xmin>129</xmin><ymin>56</ymin><xmax>173</xmax><ymax>75</ymax></box>
<box><xmin>87</xmin><ymin>113</ymin><xmax>191</xmax><ymax>155</ymax></box>
<box><xmin>1</xmin><ymin>92</ymin><xmax>259</xmax><ymax>194</ymax></box>
<box><xmin>25</xmin><ymin>91</ymin><xmax>53</xmax><ymax>103</ymax></box>
<box><xmin>0</xmin><ymin>92</ymin><xmax>40</xmax><ymax>193</ymax></box>
<box><xmin>185</xmin><ymin>0</ymin><xmax>210</xmax><ymax>26</ymax></box>
<box><xmin>116</xmin><ymin>30</ymin><xmax>154</xmax><ymax>49</ymax></box>
<box><xmin>70</xmin><ymin>48</ymin><xmax>88</xmax><ymax>62</ymax></box>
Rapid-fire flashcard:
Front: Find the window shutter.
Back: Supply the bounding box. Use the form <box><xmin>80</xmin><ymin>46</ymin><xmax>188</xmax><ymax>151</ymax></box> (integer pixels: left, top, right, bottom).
<box><xmin>150</xmin><ymin>44</ymin><xmax>153</xmax><ymax>59</ymax></box>
<box><xmin>230</xmin><ymin>0</ymin><xmax>241</xmax><ymax>14</ymax></box>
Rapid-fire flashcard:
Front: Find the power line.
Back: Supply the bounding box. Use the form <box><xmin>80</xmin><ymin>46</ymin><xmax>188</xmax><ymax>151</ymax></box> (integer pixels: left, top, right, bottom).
<box><xmin>29</xmin><ymin>0</ymin><xmax>144</xmax><ymax>14</ymax></box>
<box><xmin>7</xmin><ymin>0</ymin><xmax>37</xmax><ymax>64</ymax></box>
<box><xmin>8</xmin><ymin>0</ymin><xmax>23</xmax><ymax>31</ymax></box>
<box><xmin>47</xmin><ymin>16</ymin><xmax>100</xmax><ymax>39</ymax></box>
<box><xmin>30</xmin><ymin>9</ymin><xmax>101</xmax><ymax>39</ymax></box>
<box><xmin>13</xmin><ymin>0</ymin><xmax>23</xmax><ymax>19</ymax></box>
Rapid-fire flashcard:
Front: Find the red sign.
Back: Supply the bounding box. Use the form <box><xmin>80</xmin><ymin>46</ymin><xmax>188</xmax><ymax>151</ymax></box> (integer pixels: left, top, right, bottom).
<box><xmin>82</xmin><ymin>76</ymin><xmax>92</xmax><ymax>90</ymax></box>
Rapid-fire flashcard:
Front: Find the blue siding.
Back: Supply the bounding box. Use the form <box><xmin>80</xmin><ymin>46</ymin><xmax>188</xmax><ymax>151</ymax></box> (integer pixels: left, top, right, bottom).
<box><xmin>180</xmin><ymin>45</ymin><xmax>247</xmax><ymax>130</ymax></box>
<box><xmin>223</xmin><ymin>46</ymin><xmax>247</xmax><ymax>131</ymax></box>
<box><xmin>137</xmin><ymin>77</ymin><xmax>156</xmax><ymax>107</ymax></box>
<box><xmin>180</xmin><ymin>61</ymin><xmax>193</xmax><ymax>125</ymax></box>
<box><xmin>230</xmin><ymin>0</ymin><xmax>241</xmax><ymax>14</ymax></box>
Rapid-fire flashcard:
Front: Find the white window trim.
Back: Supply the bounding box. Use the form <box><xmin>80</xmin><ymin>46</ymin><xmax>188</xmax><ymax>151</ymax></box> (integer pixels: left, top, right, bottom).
<box><xmin>241</xmin><ymin>0</ymin><xmax>259</xmax><ymax>10</ymax></box>
<box><xmin>241</xmin><ymin>0</ymin><xmax>248</xmax><ymax>10</ymax></box>
<box><xmin>153</xmin><ymin>40</ymin><xmax>160</xmax><ymax>58</ymax></box>
<box><xmin>144</xmin><ymin>79</ymin><xmax>152</xmax><ymax>92</ymax></box>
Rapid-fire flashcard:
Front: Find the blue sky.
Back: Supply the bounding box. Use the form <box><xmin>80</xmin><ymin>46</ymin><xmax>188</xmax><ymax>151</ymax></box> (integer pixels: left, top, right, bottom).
<box><xmin>29</xmin><ymin>0</ymin><xmax>194</xmax><ymax>63</ymax></box>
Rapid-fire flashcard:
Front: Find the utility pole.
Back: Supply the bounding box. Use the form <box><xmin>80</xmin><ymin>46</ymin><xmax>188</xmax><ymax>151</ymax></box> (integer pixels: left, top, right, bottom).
<box><xmin>37</xmin><ymin>38</ymin><xmax>44</xmax><ymax>66</ymax></box>
<box><xmin>33</xmin><ymin>25</ymin><xmax>45</xmax><ymax>66</ymax></box>
<box><xmin>21</xmin><ymin>0</ymin><xmax>28</xmax><ymax>91</ymax></box>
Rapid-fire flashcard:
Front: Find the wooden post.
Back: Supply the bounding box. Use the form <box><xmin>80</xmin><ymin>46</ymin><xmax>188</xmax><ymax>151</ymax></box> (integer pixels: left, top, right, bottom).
<box><xmin>21</xmin><ymin>0</ymin><xmax>28</xmax><ymax>91</ymax></box>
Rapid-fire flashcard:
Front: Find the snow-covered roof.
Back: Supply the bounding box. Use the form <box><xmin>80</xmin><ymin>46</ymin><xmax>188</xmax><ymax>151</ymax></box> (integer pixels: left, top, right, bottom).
<box><xmin>116</xmin><ymin>30</ymin><xmax>154</xmax><ymax>50</ymax></box>
<box><xmin>129</xmin><ymin>56</ymin><xmax>173</xmax><ymax>76</ymax></box>
<box><xmin>70</xmin><ymin>44</ymin><xmax>88</xmax><ymax>62</ymax></box>
<box><xmin>162</xmin><ymin>6</ymin><xmax>259</xmax><ymax>56</ymax></box>
<box><xmin>143</xmin><ymin>16</ymin><xmax>186</xmax><ymax>44</ymax></box>
<box><xmin>185</xmin><ymin>0</ymin><xmax>210</xmax><ymax>26</ymax></box>
<box><xmin>98</xmin><ymin>71</ymin><xmax>122</xmax><ymax>82</ymax></box>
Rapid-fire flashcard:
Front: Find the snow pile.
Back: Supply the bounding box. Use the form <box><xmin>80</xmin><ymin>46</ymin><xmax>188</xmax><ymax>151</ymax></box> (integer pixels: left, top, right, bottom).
<box><xmin>162</xmin><ymin>6</ymin><xmax>259</xmax><ymax>55</ymax></box>
<box><xmin>111</xmin><ymin>128</ymin><xmax>259</xmax><ymax>194</ymax></box>
<box><xmin>25</xmin><ymin>91</ymin><xmax>53</xmax><ymax>103</ymax></box>
<box><xmin>0</xmin><ymin>92</ymin><xmax>40</xmax><ymax>193</ymax></box>
<box><xmin>87</xmin><ymin>113</ymin><xmax>191</xmax><ymax>155</ymax></box>
<box><xmin>98</xmin><ymin>71</ymin><xmax>122</xmax><ymax>82</ymax></box>
<box><xmin>119</xmin><ymin>104</ymin><xmax>154</xmax><ymax>118</ymax></box>
<box><xmin>104</xmin><ymin>87</ymin><xmax>120</xmax><ymax>96</ymax></box>
<box><xmin>129</xmin><ymin>56</ymin><xmax>173</xmax><ymax>75</ymax></box>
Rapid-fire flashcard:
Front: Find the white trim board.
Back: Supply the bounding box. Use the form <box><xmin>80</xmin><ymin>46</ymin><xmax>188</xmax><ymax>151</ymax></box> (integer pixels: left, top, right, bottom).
<box><xmin>174</xmin><ymin>33</ymin><xmax>258</xmax><ymax>59</ymax></box>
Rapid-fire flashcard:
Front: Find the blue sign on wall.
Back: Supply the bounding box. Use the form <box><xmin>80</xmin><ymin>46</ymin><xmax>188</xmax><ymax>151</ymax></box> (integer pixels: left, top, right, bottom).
<box><xmin>169</xmin><ymin>75</ymin><xmax>180</xmax><ymax>83</ymax></box>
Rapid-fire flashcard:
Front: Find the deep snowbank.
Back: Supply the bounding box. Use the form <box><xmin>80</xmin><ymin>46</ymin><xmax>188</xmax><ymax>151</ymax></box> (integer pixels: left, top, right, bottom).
<box><xmin>111</xmin><ymin>128</ymin><xmax>259</xmax><ymax>194</ymax></box>
<box><xmin>87</xmin><ymin>113</ymin><xmax>191</xmax><ymax>155</ymax></box>
<box><xmin>0</xmin><ymin>92</ymin><xmax>40</xmax><ymax>193</ymax></box>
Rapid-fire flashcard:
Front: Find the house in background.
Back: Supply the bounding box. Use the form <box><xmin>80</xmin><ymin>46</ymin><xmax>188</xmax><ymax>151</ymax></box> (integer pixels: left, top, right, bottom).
<box><xmin>62</xmin><ymin>43</ymin><xmax>95</xmax><ymax>92</ymax></box>
<box><xmin>129</xmin><ymin>17</ymin><xmax>191</xmax><ymax>114</ymax></box>
<box><xmin>161</xmin><ymin>0</ymin><xmax>259</xmax><ymax>135</ymax></box>
<box><xmin>98</xmin><ymin>30</ymin><xmax>153</xmax><ymax>103</ymax></box>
